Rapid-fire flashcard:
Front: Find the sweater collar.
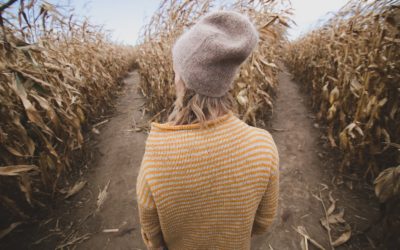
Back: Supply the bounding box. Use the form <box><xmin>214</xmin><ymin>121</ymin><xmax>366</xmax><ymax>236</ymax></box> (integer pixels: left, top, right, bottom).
<box><xmin>151</xmin><ymin>111</ymin><xmax>234</xmax><ymax>131</ymax></box>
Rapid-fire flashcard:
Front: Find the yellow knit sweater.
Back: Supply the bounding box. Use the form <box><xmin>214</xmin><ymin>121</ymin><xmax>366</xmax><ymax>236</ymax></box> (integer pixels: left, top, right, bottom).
<box><xmin>136</xmin><ymin>112</ymin><xmax>279</xmax><ymax>250</ymax></box>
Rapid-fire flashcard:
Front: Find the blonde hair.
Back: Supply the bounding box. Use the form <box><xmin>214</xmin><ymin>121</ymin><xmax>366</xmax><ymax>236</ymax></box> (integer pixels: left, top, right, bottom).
<box><xmin>167</xmin><ymin>87</ymin><xmax>235</xmax><ymax>126</ymax></box>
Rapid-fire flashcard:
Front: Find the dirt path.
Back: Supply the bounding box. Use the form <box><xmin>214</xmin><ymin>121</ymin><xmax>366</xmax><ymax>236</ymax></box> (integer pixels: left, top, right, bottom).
<box><xmin>4</xmin><ymin>70</ymin><xmax>380</xmax><ymax>249</ymax></box>
<box><xmin>252</xmin><ymin>71</ymin><xmax>379</xmax><ymax>250</ymax></box>
<box><xmin>64</xmin><ymin>71</ymin><xmax>148</xmax><ymax>249</ymax></box>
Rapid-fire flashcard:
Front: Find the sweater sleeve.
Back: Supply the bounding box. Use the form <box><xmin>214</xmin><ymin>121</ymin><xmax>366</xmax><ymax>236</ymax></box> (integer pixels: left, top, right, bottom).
<box><xmin>252</xmin><ymin>142</ymin><xmax>279</xmax><ymax>235</ymax></box>
<box><xmin>136</xmin><ymin>163</ymin><xmax>164</xmax><ymax>250</ymax></box>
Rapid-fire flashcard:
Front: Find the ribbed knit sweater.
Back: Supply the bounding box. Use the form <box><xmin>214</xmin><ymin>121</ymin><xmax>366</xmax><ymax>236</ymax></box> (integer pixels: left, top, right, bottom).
<box><xmin>136</xmin><ymin>112</ymin><xmax>279</xmax><ymax>250</ymax></box>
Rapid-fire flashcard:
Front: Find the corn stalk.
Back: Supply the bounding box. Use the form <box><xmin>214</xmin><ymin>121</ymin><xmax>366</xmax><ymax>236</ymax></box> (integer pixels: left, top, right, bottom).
<box><xmin>0</xmin><ymin>0</ymin><xmax>136</xmax><ymax>226</ymax></box>
<box><xmin>286</xmin><ymin>0</ymin><xmax>400</xmax><ymax>177</ymax></box>
<box><xmin>137</xmin><ymin>0</ymin><xmax>292</xmax><ymax>126</ymax></box>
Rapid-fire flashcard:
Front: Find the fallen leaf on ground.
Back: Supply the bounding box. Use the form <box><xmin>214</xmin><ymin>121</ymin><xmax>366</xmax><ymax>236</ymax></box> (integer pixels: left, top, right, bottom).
<box><xmin>332</xmin><ymin>229</ymin><xmax>351</xmax><ymax>247</ymax></box>
<box><xmin>293</xmin><ymin>226</ymin><xmax>326</xmax><ymax>250</ymax></box>
<box><xmin>300</xmin><ymin>235</ymin><xmax>308</xmax><ymax>250</ymax></box>
<box><xmin>326</xmin><ymin>191</ymin><xmax>336</xmax><ymax>215</ymax></box>
<box><xmin>65</xmin><ymin>180</ymin><xmax>87</xmax><ymax>199</ymax></box>
<box><xmin>92</xmin><ymin>127</ymin><xmax>100</xmax><ymax>134</ymax></box>
<box><xmin>320</xmin><ymin>209</ymin><xmax>346</xmax><ymax>230</ymax></box>
<box><xmin>96</xmin><ymin>180</ymin><xmax>110</xmax><ymax>212</ymax></box>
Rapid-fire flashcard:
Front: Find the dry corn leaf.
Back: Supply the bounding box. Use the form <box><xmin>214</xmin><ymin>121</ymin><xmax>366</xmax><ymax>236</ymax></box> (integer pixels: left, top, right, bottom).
<box><xmin>320</xmin><ymin>209</ymin><xmax>346</xmax><ymax>230</ymax></box>
<box><xmin>286</xmin><ymin>0</ymin><xmax>399</xmax><ymax>177</ymax></box>
<box><xmin>332</xmin><ymin>229</ymin><xmax>351</xmax><ymax>247</ymax></box>
<box><xmin>326</xmin><ymin>191</ymin><xmax>336</xmax><ymax>215</ymax></box>
<box><xmin>300</xmin><ymin>236</ymin><xmax>308</xmax><ymax>250</ymax></box>
<box><xmin>19</xmin><ymin>174</ymin><xmax>34</xmax><ymax>206</ymax></box>
<box><xmin>92</xmin><ymin>127</ymin><xmax>100</xmax><ymax>135</ymax></box>
<box><xmin>374</xmin><ymin>165</ymin><xmax>400</xmax><ymax>203</ymax></box>
<box><xmin>96</xmin><ymin>180</ymin><xmax>110</xmax><ymax>212</ymax></box>
<box><xmin>0</xmin><ymin>0</ymin><xmax>136</xmax><ymax>223</ymax></box>
<box><xmin>0</xmin><ymin>165</ymin><xmax>39</xmax><ymax>176</ymax></box>
<box><xmin>293</xmin><ymin>226</ymin><xmax>326</xmax><ymax>250</ymax></box>
<box><xmin>65</xmin><ymin>180</ymin><xmax>87</xmax><ymax>199</ymax></box>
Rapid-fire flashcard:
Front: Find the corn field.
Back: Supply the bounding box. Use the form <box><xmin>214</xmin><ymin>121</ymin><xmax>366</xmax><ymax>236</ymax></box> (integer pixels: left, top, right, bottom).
<box><xmin>1</xmin><ymin>0</ymin><xmax>400</xmax><ymax>247</ymax></box>
<box><xmin>286</xmin><ymin>0</ymin><xmax>400</xmax><ymax>178</ymax></box>
<box><xmin>0</xmin><ymin>1</ymin><xmax>136</xmax><ymax>226</ymax></box>
<box><xmin>137</xmin><ymin>0</ymin><xmax>292</xmax><ymax>126</ymax></box>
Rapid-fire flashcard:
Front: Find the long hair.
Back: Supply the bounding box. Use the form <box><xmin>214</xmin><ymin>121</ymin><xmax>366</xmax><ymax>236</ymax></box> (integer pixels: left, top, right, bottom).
<box><xmin>167</xmin><ymin>86</ymin><xmax>235</xmax><ymax>126</ymax></box>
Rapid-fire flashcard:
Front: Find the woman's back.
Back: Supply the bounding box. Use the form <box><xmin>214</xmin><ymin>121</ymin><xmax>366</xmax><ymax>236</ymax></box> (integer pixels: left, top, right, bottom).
<box><xmin>137</xmin><ymin>112</ymin><xmax>279</xmax><ymax>249</ymax></box>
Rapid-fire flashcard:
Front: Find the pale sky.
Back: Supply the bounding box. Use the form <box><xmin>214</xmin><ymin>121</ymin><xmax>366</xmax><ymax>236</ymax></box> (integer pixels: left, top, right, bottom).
<box><xmin>54</xmin><ymin>0</ymin><xmax>349</xmax><ymax>44</ymax></box>
<box><xmin>288</xmin><ymin>0</ymin><xmax>348</xmax><ymax>39</ymax></box>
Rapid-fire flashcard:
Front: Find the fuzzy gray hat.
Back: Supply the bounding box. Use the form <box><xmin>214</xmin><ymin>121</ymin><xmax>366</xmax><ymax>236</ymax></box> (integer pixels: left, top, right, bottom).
<box><xmin>172</xmin><ymin>11</ymin><xmax>259</xmax><ymax>97</ymax></box>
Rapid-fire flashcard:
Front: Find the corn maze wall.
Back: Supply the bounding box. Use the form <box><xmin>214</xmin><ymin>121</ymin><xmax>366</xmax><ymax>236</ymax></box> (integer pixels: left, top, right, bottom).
<box><xmin>137</xmin><ymin>0</ymin><xmax>292</xmax><ymax>126</ymax></box>
<box><xmin>2</xmin><ymin>0</ymin><xmax>399</xmax><ymax>235</ymax></box>
<box><xmin>286</xmin><ymin>0</ymin><xmax>400</xmax><ymax>177</ymax></box>
<box><xmin>0</xmin><ymin>2</ymin><xmax>136</xmax><ymax>226</ymax></box>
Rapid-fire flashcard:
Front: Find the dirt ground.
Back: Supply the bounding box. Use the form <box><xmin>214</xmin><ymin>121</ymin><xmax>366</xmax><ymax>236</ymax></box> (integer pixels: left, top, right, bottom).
<box><xmin>2</xmin><ymin>70</ymin><xmax>383</xmax><ymax>249</ymax></box>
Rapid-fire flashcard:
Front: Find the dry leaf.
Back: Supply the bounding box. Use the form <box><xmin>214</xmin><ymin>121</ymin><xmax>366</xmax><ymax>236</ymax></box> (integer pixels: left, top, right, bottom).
<box><xmin>0</xmin><ymin>165</ymin><xmax>39</xmax><ymax>176</ymax></box>
<box><xmin>65</xmin><ymin>180</ymin><xmax>87</xmax><ymax>199</ymax></box>
<box><xmin>286</xmin><ymin>0</ymin><xmax>400</xmax><ymax>180</ymax></box>
<box><xmin>320</xmin><ymin>209</ymin><xmax>346</xmax><ymax>230</ymax></box>
<box><xmin>326</xmin><ymin>191</ymin><xmax>336</xmax><ymax>215</ymax></box>
<box><xmin>0</xmin><ymin>0</ymin><xmax>135</xmax><ymax>224</ymax></box>
<box><xmin>332</xmin><ymin>229</ymin><xmax>351</xmax><ymax>247</ymax></box>
<box><xmin>92</xmin><ymin>128</ymin><xmax>100</xmax><ymax>135</ymax></box>
<box><xmin>300</xmin><ymin>235</ymin><xmax>308</xmax><ymax>250</ymax></box>
<box><xmin>293</xmin><ymin>226</ymin><xmax>326</xmax><ymax>250</ymax></box>
<box><xmin>19</xmin><ymin>174</ymin><xmax>33</xmax><ymax>206</ymax></box>
<box><xmin>96</xmin><ymin>180</ymin><xmax>110</xmax><ymax>212</ymax></box>
<box><xmin>374</xmin><ymin>165</ymin><xmax>400</xmax><ymax>203</ymax></box>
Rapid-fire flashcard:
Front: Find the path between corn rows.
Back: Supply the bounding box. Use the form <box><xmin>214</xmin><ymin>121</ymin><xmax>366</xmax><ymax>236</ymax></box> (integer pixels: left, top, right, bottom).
<box><xmin>15</xmin><ymin>70</ymin><xmax>380</xmax><ymax>249</ymax></box>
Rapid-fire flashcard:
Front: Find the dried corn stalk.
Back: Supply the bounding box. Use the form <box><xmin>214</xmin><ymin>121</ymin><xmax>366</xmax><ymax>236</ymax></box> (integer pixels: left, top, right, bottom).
<box><xmin>137</xmin><ymin>0</ymin><xmax>292</xmax><ymax>126</ymax></box>
<box><xmin>0</xmin><ymin>1</ymin><xmax>136</xmax><ymax>226</ymax></box>
<box><xmin>286</xmin><ymin>0</ymin><xmax>400</xmax><ymax>177</ymax></box>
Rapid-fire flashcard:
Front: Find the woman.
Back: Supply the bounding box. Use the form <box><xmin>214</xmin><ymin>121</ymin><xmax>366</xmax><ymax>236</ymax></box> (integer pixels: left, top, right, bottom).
<box><xmin>136</xmin><ymin>11</ymin><xmax>279</xmax><ymax>250</ymax></box>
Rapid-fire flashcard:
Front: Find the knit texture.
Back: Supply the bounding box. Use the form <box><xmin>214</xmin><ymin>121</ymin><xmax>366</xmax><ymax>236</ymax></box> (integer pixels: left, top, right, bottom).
<box><xmin>172</xmin><ymin>11</ymin><xmax>259</xmax><ymax>97</ymax></box>
<box><xmin>136</xmin><ymin>112</ymin><xmax>279</xmax><ymax>250</ymax></box>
